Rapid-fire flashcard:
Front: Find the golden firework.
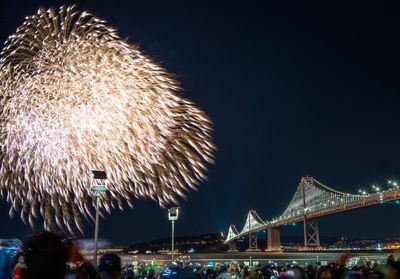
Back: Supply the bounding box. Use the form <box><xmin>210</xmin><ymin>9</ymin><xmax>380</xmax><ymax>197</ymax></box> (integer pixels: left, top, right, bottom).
<box><xmin>0</xmin><ymin>6</ymin><xmax>215</xmax><ymax>233</ymax></box>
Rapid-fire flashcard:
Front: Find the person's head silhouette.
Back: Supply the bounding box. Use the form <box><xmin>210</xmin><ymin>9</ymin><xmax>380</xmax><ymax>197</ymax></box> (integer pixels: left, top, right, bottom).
<box><xmin>24</xmin><ymin>231</ymin><xmax>68</xmax><ymax>279</ymax></box>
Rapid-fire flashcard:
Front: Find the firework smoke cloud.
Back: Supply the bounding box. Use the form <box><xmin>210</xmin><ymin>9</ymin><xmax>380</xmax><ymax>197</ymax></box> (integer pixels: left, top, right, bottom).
<box><xmin>0</xmin><ymin>6</ymin><xmax>215</xmax><ymax>233</ymax></box>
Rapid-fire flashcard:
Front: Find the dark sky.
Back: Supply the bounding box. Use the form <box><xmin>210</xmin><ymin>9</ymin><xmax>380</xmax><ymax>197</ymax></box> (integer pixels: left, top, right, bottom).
<box><xmin>1</xmin><ymin>0</ymin><xmax>400</xmax><ymax>245</ymax></box>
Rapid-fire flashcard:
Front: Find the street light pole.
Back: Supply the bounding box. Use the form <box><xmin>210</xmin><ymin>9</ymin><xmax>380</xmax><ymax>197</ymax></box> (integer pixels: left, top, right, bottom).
<box><xmin>168</xmin><ymin>207</ymin><xmax>179</xmax><ymax>264</ymax></box>
<box><xmin>91</xmin><ymin>170</ymin><xmax>108</xmax><ymax>268</ymax></box>
<box><xmin>93</xmin><ymin>192</ymin><xmax>100</xmax><ymax>267</ymax></box>
<box><xmin>171</xmin><ymin>220</ymin><xmax>175</xmax><ymax>262</ymax></box>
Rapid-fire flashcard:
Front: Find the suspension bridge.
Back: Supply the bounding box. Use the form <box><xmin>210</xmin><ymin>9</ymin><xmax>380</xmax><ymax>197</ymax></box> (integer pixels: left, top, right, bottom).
<box><xmin>224</xmin><ymin>176</ymin><xmax>400</xmax><ymax>251</ymax></box>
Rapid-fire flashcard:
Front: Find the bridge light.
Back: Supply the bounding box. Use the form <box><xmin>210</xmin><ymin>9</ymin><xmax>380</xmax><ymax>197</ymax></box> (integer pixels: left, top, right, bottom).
<box><xmin>359</xmin><ymin>188</ymin><xmax>369</xmax><ymax>195</ymax></box>
<box><xmin>371</xmin><ymin>185</ymin><xmax>380</xmax><ymax>192</ymax></box>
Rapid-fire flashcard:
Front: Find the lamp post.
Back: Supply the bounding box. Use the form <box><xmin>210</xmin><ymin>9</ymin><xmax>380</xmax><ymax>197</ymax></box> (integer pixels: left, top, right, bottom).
<box><xmin>91</xmin><ymin>170</ymin><xmax>108</xmax><ymax>268</ymax></box>
<box><xmin>168</xmin><ymin>207</ymin><xmax>179</xmax><ymax>263</ymax></box>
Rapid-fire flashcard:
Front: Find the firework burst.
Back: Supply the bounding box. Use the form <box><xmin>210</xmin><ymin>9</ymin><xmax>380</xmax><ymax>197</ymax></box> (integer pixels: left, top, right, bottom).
<box><xmin>0</xmin><ymin>6</ymin><xmax>215</xmax><ymax>233</ymax></box>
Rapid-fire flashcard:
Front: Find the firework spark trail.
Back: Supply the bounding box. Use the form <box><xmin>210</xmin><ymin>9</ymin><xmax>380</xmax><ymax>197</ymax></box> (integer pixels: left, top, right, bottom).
<box><xmin>0</xmin><ymin>6</ymin><xmax>215</xmax><ymax>233</ymax></box>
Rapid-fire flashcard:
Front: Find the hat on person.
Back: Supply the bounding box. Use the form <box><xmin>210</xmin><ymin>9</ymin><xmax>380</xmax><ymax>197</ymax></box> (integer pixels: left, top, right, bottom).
<box><xmin>98</xmin><ymin>253</ymin><xmax>121</xmax><ymax>273</ymax></box>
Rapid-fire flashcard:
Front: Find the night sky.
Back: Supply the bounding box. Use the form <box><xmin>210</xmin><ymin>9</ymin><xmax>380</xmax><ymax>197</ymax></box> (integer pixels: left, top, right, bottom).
<box><xmin>1</xmin><ymin>1</ymin><xmax>400</xmax><ymax>245</ymax></box>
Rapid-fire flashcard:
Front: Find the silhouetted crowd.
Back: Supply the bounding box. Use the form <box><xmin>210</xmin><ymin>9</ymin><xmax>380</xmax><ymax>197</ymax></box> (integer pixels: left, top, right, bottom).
<box><xmin>1</xmin><ymin>231</ymin><xmax>400</xmax><ymax>279</ymax></box>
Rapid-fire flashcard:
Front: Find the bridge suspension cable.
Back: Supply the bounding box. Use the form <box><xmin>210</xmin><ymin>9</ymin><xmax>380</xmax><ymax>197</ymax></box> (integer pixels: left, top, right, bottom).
<box><xmin>274</xmin><ymin>176</ymin><xmax>363</xmax><ymax>223</ymax></box>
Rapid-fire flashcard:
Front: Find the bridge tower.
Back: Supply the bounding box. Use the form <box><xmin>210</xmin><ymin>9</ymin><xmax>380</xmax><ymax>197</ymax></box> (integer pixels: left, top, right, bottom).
<box><xmin>303</xmin><ymin>219</ymin><xmax>320</xmax><ymax>247</ymax></box>
<box><xmin>302</xmin><ymin>176</ymin><xmax>320</xmax><ymax>247</ymax></box>
<box><xmin>228</xmin><ymin>241</ymin><xmax>237</xmax><ymax>251</ymax></box>
<box><xmin>267</xmin><ymin>227</ymin><xmax>281</xmax><ymax>251</ymax></box>
<box><xmin>226</xmin><ymin>224</ymin><xmax>239</xmax><ymax>252</ymax></box>
<box><xmin>248</xmin><ymin>232</ymin><xmax>259</xmax><ymax>251</ymax></box>
<box><xmin>244</xmin><ymin>210</ymin><xmax>264</xmax><ymax>251</ymax></box>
